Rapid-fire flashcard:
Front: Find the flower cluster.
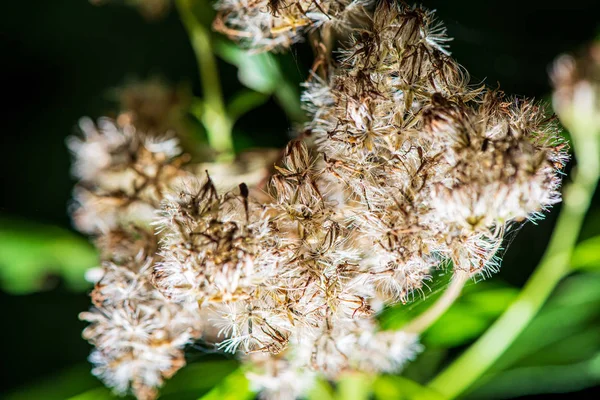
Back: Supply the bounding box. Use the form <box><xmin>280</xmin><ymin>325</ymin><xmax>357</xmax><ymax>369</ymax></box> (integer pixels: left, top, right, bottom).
<box><xmin>73</xmin><ymin>2</ymin><xmax>568</xmax><ymax>399</ymax></box>
<box><xmin>214</xmin><ymin>0</ymin><xmax>366</xmax><ymax>52</ymax></box>
<box><xmin>69</xmin><ymin>119</ymin><xmax>203</xmax><ymax>400</ymax></box>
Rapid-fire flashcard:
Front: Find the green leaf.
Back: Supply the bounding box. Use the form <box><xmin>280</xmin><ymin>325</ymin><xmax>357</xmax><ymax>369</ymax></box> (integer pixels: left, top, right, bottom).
<box><xmin>306</xmin><ymin>378</ymin><xmax>335</xmax><ymax>400</ymax></box>
<box><xmin>492</xmin><ymin>272</ymin><xmax>600</xmax><ymax>371</ymax></box>
<box><xmin>198</xmin><ymin>368</ymin><xmax>254</xmax><ymax>400</ymax></box>
<box><xmin>380</xmin><ymin>267</ymin><xmax>518</xmax><ymax>349</ymax></box>
<box><xmin>516</xmin><ymin>328</ymin><xmax>600</xmax><ymax>367</ymax></box>
<box><xmin>160</xmin><ymin>360</ymin><xmax>239</xmax><ymax>399</ymax></box>
<box><xmin>213</xmin><ymin>39</ymin><xmax>304</xmax><ymax>122</ymax></box>
<box><xmin>462</xmin><ymin>287</ymin><xmax>519</xmax><ymax>318</ymax></box>
<box><xmin>424</xmin><ymin>286</ymin><xmax>518</xmax><ymax>348</ymax></box>
<box><xmin>335</xmin><ymin>373</ymin><xmax>372</xmax><ymax>400</ymax></box>
<box><xmin>378</xmin><ymin>268</ymin><xmax>454</xmax><ymax>331</ymax></box>
<box><xmin>68</xmin><ymin>387</ymin><xmax>117</xmax><ymax>400</ymax></box>
<box><xmin>0</xmin><ymin>217</ymin><xmax>97</xmax><ymax>294</ymax></box>
<box><xmin>372</xmin><ymin>375</ymin><xmax>445</xmax><ymax>400</ymax></box>
<box><xmin>402</xmin><ymin>348</ymin><xmax>447</xmax><ymax>384</ymax></box>
<box><xmin>4</xmin><ymin>364</ymin><xmax>103</xmax><ymax>400</ymax></box>
<box><xmin>571</xmin><ymin>235</ymin><xmax>600</xmax><ymax>270</ymax></box>
<box><xmin>214</xmin><ymin>40</ymin><xmax>281</xmax><ymax>94</ymax></box>
<box><xmin>161</xmin><ymin>360</ymin><xmax>238</xmax><ymax>398</ymax></box>
<box><xmin>227</xmin><ymin>90</ymin><xmax>270</xmax><ymax>122</ymax></box>
<box><xmin>6</xmin><ymin>360</ymin><xmax>238</xmax><ymax>400</ymax></box>
<box><xmin>424</xmin><ymin>310</ymin><xmax>490</xmax><ymax>348</ymax></box>
<box><xmin>467</xmin><ymin>353</ymin><xmax>600</xmax><ymax>399</ymax></box>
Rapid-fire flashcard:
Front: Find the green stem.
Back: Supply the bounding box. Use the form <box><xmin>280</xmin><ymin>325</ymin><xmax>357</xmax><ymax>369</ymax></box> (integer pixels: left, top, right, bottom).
<box><xmin>402</xmin><ymin>271</ymin><xmax>469</xmax><ymax>334</ymax></box>
<box><xmin>176</xmin><ymin>0</ymin><xmax>234</xmax><ymax>160</ymax></box>
<box><xmin>428</xmin><ymin>132</ymin><xmax>600</xmax><ymax>398</ymax></box>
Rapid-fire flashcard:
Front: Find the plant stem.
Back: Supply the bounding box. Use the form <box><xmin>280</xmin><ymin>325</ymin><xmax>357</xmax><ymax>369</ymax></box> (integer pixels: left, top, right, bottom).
<box><xmin>176</xmin><ymin>0</ymin><xmax>234</xmax><ymax>160</ymax></box>
<box><xmin>428</xmin><ymin>133</ymin><xmax>600</xmax><ymax>398</ymax></box>
<box><xmin>402</xmin><ymin>270</ymin><xmax>469</xmax><ymax>334</ymax></box>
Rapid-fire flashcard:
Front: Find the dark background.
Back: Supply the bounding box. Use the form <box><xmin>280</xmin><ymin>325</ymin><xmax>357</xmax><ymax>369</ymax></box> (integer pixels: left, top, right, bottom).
<box><xmin>1</xmin><ymin>0</ymin><xmax>599</xmax><ymax>397</ymax></box>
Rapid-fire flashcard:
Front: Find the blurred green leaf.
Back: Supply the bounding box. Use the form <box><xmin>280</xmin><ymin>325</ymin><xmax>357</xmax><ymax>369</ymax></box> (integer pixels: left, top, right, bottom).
<box><xmin>198</xmin><ymin>368</ymin><xmax>254</xmax><ymax>400</ymax></box>
<box><xmin>160</xmin><ymin>359</ymin><xmax>239</xmax><ymax>399</ymax></box>
<box><xmin>463</xmin><ymin>273</ymin><xmax>600</xmax><ymax>400</ymax></box>
<box><xmin>402</xmin><ymin>348</ymin><xmax>447</xmax><ymax>384</ymax></box>
<box><xmin>227</xmin><ymin>90</ymin><xmax>270</xmax><ymax>123</ymax></box>
<box><xmin>467</xmin><ymin>352</ymin><xmax>600</xmax><ymax>399</ymax></box>
<box><xmin>571</xmin><ymin>235</ymin><xmax>600</xmax><ymax>271</ymax></box>
<box><xmin>306</xmin><ymin>378</ymin><xmax>335</xmax><ymax>400</ymax></box>
<box><xmin>491</xmin><ymin>272</ymin><xmax>600</xmax><ymax>371</ymax></box>
<box><xmin>68</xmin><ymin>387</ymin><xmax>116</xmax><ymax>400</ymax></box>
<box><xmin>372</xmin><ymin>375</ymin><xmax>444</xmax><ymax>400</ymax></box>
<box><xmin>424</xmin><ymin>310</ymin><xmax>490</xmax><ymax>348</ymax></box>
<box><xmin>462</xmin><ymin>287</ymin><xmax>518</xmax><ymax>318</ymax></box>
<box><xmin>378</xmin><ymin>268</ymin><xmax>454</xmax><ymax>331</ymax></box>
<box><xmin>578</xmin><ymin>208</ymin><xmax>600</xmax><ymax>241</ymax></box>
<box><xmin>516</xmin><ymin>328</ymin><xmax>600</xmax><ymax>367</ymax></box>
<box><xmin>335</xmin><ymin>373</ymin><xmax>372</xmax><ymax>400</ymax></box>
<box><xmin>380</xmin><ymin>268</ymin><xmax>518</xmax><ymax>349</ymax></box>
<box><xmin>424</xmin><ymin>286</ymin><xmax>518</xmax><ymax>348</ymax></box>
<box><xmin>0</xmin><ymin>217</ymin><xmax>97</xmax><ymax>294</ymax></box>
<box><xmin>214</xmin><ymin>40</ymin><xmax>304</xmax><ymax>122</ymax></box>
<box><xmin>214</xmin><ymin>41</ymin><xmax>282</xmax><ymax>94</ymax></box>
<box><xmin>551</xmin><ymin>271</ymin><xmax>600</xmax><ymax>307</ymax></box>
<box><xmin>4</xmin><ymin>364</ymin><xmax>102</xmax><ymax>400</ymax></box>
<box><xmin>8</xmin><ymin>360</ymin><xmax>238</xmax><ymax>400</ymax></box>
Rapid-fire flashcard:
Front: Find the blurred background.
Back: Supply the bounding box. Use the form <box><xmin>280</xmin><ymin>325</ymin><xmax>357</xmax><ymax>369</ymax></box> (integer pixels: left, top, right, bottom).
<box><xmin>1</xmin><ymin>0</ymin><xmax>599</xmax><ymax>398</ymax></box>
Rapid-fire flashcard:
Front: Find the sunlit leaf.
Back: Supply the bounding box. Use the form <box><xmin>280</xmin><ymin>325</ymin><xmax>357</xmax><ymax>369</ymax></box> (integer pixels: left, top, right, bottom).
<box><xmin>571</xmin><ymin>235</ymin><xmax>600</xmax><ymax>271</ymax></box>
<box><xmin>306</xmin><ymin>378</ymin><xmax>335</xmax><ymax>400</ymax></box>
<box><xmin>160</xmin><ymin>359</ymin><xmax>239</xmax><ymax>399</ymax></box>
<box><xmin>424</xmin><ymin>310</ymin><xmax>490</xmax><ymax>348</ymax></box>
<box><xmin>424</xmin><ymin>286</ymin><xmax>518</xmax><ymax>348</ymax></box>
<box><xmin>492</xmin><ymin>272</ymin><xmax>600</xmax><ymax>371</ymax></box>
<box><xmin>380</xmin><ymin>267</ymin><xmax>518</xmax><ymax>349</ymax></box>
<box><xmin>214</xmin><ymin>40</ymin><xmax>281</xmax><ymax>94</ymax></box>
<box><xmin>373</xmin><ymin>375</ymin><xmax>445</xmax><ymax>400</ymax></box>
<box><xmin>462</xmin><ymin>287</ymin><xmax>518</xmax><ymax>318</ymax></box>
<box><xmin>335</xmin><ymin>373</ymin><xmax>372</xmax><ymax>400</ymax></box>
<box><xmin>213</xmin><ymin>40</ymin><xmax>304</xmax><ymax>122</ymax></box>
<box><xmin>68</xmin><ymin>387</ymin><xmax>116</xmax><ymax>400</ymax></box>
<box><xmin>198</xmin><ymin>368</ymin><xmax>254</xmax><ymax>400</ymax></box>
<box><xmin>467</xmin><ymin>353</ymin><xmax>600</xmax><ymax>399</ymax></box>
<box><xmin>0</xmin><ymin>217</ymin><xmax>97</xmax><ymax>294</ymax></box>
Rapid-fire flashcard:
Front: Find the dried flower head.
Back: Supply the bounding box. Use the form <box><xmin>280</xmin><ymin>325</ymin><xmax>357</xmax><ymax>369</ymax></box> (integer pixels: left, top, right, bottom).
<box><xmin>214</xmin><ymin>0</ymin><xmax>367</xmax><ymax>52</ymax></box>
<box><xmin>73</xmin><ymin>2</ymin><xmax>568</xmax><ymax>399</ymax></box>
<box><xmin>113</xmin><ymin>78</ymin><xmax>191</xmax><ymax>136</ymax></box>
<box><xmin>551</xmin><ymin>42</ymin><xmax>600</xmax><ymax>133</ymax></box>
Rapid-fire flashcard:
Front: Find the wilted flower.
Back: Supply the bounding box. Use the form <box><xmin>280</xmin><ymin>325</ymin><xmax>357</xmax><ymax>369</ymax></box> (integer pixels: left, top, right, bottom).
<box><xmin>214</xmin><ymin>0</ymin><xmax>367</xmax><ymax>52</ymax></box>
<box><xmin>73</xmin><ymin>2</ymin><xmax>568</xmax><ymax>399</ymax></box>
<box><xmin>551</xmin><ymin>42</ymin><xmax>600</xmax><ymax>134</ymax></box>
<box><xmin>113</xmin><ymin>78</ymin><xmax>191</xmax><ymax>136</ymax></box>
